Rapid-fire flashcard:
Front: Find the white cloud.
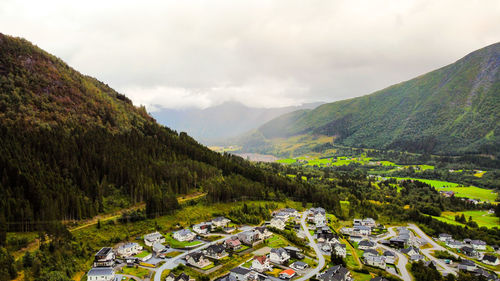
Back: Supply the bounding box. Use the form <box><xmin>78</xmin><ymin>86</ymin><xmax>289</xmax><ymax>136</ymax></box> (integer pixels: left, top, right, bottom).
<box><xmin>1</xmin><ymin>0</ymin><xmax>499</xmax><ymax>110</ymax></box>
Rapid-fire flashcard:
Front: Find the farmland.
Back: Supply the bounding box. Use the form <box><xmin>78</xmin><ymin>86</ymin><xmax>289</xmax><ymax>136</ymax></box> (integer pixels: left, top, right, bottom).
<box><xmin>433</xmin><ymin>210</ymin><xmax>499</xmax><ymax>229</ymax></box>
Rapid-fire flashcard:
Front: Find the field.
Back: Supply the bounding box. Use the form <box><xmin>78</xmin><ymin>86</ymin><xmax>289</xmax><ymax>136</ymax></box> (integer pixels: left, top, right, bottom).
<box><xmin>134</xmin><ymin>250</ymin><xmax>151</xmax><ymax>258</ymax></box>
<box><xmin>433</xmin><ymin>211</ymin><xmax>499</xmax><ymax>229</ymax></box>
<box><xmin>391</xmin><ymin>177</ymin><xmax>498</xmax><ymax>202</ymax></box>
<box><xmin>120</xmin><ymin>266</ymin><xmax>151</xmax><ymax>278</ymax></box>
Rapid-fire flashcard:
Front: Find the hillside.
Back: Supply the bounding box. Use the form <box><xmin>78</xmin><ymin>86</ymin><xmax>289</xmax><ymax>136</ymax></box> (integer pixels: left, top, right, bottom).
<box><xmin>243</xmin><ymin>42</ymin><xmax>500</xmax><ymax>156</ymax></box>
<box><xmin>0</xmin><ymin>33</ymin><xmax>305</xmax><ymax>231</ymax></box>
<box><xmin>151</xmin><ymin>101</ymin><xmax>322</xmax><ymax>144</ymax></box>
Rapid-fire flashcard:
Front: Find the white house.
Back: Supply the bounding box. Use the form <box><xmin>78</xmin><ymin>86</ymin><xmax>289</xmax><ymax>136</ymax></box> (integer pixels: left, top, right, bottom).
<box><xmin>445</xmin><ymin>239</ymin><xmax>464</xmax><ymax>249</ymax></box>
<box><xmin>308</xmin><ymin>207</ymin><xmax>327</xmax><ymax>227</ymax></box>
<box><xmin>269</xmin><ymin>248</ymin><xmax>290</xmax><ymax>264</ymax></box>
<box><xmin>212</xmin><ymin>217</ymin><xmax>231</xmax><ymax>229</ymax></box>
<box><xmin>173</xmin><ymin>229</ymin><xmax>196</xmax><ymax>242</ymax></box>
<box><xmin>353</xmin><ymin>225</ymin><xmax>371</xmax><ymax>236</ymax></box>
<box><xmin>383</xmin><ymin>251</ymin><xmax>396</xmax><ymax>264</ymax></box>
<box><xmin>144</xmin><ymin>232</ymin><xmax>165</xmax><ymax>247</ymax></box>
<box><xmin>364</xmin><ymin>255</ymin><xmax>386</xmax><ymax>269</ymax></box>
<box><xmin>87</xmin><ymin>267</ymin><xmax>114</xmax><ymax>281</ymax></box>
<box><xmin>482</xmin><ymin>254</ymin><xmax>499</xmax><ymax>266</ymax></box>
<box><xmin>185</xmin><ymin>252</ymin><xmax>212</xmax><ymax>268</ymax></box>
<box><xmin>470</xmin><ymin>240</ymin><xmax>487</xmax><ymax>251</ymax></box>
<box><xmin>358</xmin><ymin>240</ymin><xmax>376</xmax><ymax>250</ymax></box>
<box><xmin>251</xmin><ymin>256</ymin><xmax>272</xmax><ymax>272</ymax></box>
<box><xmin>152</xmin><ymin>242</ymin><xmax>166</xmax><ymax>254</ymax></box>
<box><xmin>116</xmin><ymin>243</ymin><xmax>142</xmax><ymax>257</ymax></box>
<box><xmin>332</xmin><ymin>243</ymin><xmax>347</xmax><ymax>258</ymax></box>
<box><xmin>270</xmin><ymin>218</ymin><xmax>286</xmax><ymax>230</ymax></box>
<box><xmin>93</xmin><ymin>247</ymin><xmax>115</xmax><ymax>267</ymax></box>
<box><xmin>439</xmin><ymin>233</ymin><xmax>452</xmax><ymax>242</ymax></box>
<box><xmin>193</xmin><ymin>222</ymin><xmax>212</xmax><ymax>235</ymax></box>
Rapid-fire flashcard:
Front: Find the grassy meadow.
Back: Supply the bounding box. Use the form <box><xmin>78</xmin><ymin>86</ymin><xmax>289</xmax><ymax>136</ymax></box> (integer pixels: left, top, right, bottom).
<box><xmin>433</xmin><ymin>210</ymin><xmax>499</xmax><ymax>229</ymax></box>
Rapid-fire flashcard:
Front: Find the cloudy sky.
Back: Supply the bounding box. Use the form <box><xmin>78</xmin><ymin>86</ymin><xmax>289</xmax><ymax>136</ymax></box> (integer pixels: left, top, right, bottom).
<box><xmin>1</xmin><ymin>0</ymin><xmax>499</xmax><ymax>111</ymax></box>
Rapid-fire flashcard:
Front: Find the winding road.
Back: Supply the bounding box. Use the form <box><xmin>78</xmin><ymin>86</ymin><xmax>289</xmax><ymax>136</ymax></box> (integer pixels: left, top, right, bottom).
<box><xmin>374</xmin><ymin>227</ymin><xmax>412</xmax><ymax>281</ymax></box>
<box><xmin>294</xmin><ymin>212</ymin><xmax>325</xmax><ymax>281</ymax></box>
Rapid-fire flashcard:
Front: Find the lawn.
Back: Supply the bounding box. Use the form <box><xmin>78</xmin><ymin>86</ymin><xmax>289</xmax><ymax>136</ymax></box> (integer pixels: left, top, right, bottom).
<box><xmin>276</xmin><ymin>158</ymin><xmax>297</xmax><ymax>164</ymax></box>
<box><xmin>165</xmin><ymin>233</ymin><xmax>203</xmax><ymax>248</ymax></box>
<box><xmin>391</xmin><ymin>177</ymin><xmax>498</xmax><ymax>202</ymax></box>
<box><xmin>120</xmin><ymin>266</ymin><xmax>151</xmax><ymax>278</ymax></box>
<box><xmin>434</xmin><ymin>211</ymin><xmax>499</xmax><ymax>229</ymax></box>
<box><xmin>350</xmin><ymin>271</ymin><xmax>373</xmax><ymax>281</ymax></box>
<box><xmin>164</xmin><ymin>251</ymin><xmax>182</xmax><ymax>258</ymax></box>
<box><xmin>266</xmin><ymin>234</ymin><xmax>288</xmax><ymax>248</ymax></box>
<box><xmin>134</xmin><ymin>250</ymin><xmax>151</xmax><ymax>258</ymax></box>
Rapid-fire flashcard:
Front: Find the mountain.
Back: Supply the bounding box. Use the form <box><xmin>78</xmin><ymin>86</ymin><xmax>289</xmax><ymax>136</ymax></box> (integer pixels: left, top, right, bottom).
<box><xmin>0</xmin><ymin>33</ymin><xmax>305</xmax><ymax>231</ymax></box>
<box><xmin>242</xmin><ymin>42</ymin><xmax>500</xmax><ymax>156</ymax></box>
<box><xmin>151</xmin><ymin>101</ymin><xmax>323</xmax><ymax>144</ymax></box>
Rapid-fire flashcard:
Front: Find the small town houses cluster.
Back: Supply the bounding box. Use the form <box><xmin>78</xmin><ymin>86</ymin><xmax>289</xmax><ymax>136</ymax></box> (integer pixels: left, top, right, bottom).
<box><xmin>85</xmin><ymin>207</ymin><xmax>499</xmax><ymax>281</ymax></box>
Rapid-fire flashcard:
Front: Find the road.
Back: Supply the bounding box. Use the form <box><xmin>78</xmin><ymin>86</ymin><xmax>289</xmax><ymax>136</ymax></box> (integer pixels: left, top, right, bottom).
<box><xmin>407</xmin><ymin>224</ymin><xmax>457</xmax><ymax>276</ymax></box>
<box><xmin>374</xmin><ymin>227</ymin><xmax>412</xmax><ymax>281</ymax></box>
<box><xmin>295</xmin><ymin>212</ymin><xmax>325</xmax><ymax>281</ymax></box>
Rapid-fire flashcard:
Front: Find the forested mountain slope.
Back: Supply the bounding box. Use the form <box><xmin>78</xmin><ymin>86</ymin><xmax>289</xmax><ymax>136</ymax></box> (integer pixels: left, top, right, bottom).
<box><xmin>250</xmin><ymin>42</ymin><xmax>500</xmax><ymax>156</ymax></box>
<box><xmin>0</xmin><ymin>34</ymin><xmax>311</xmax><ymax>231</ymax></box>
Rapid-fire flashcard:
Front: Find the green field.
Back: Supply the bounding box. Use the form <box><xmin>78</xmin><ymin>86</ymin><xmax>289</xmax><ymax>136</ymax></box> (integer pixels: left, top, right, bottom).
<box><xmin>134</xmin><ymin>250</ymin><xmax>152</xmax><ymax>258</ymax></box>
<box><xmin>391</xmin><ymin>177</ymin><xmax>497</xmax><ymax>202</ymax></box>
<box><xmin>121</xmin><ymin>266</ymin><xmax>151</xmax><ymax>278</ymax></box>
<box><xmin>165</xmin><ymin>232</ymin><xmax>203</xmax><ymax>248</ymax></box>
<box><xmin>433</xmin><ymin>211</ymin><xmax>499</xmax><ymax>229</ymax></box>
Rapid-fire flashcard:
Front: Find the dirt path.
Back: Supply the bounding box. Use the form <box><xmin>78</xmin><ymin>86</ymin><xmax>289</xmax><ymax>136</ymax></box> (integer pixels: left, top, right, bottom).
<box><xmin>68</xmin><ymin>203</ymin><xmax>145</xmax><ymax>232</ymax></box>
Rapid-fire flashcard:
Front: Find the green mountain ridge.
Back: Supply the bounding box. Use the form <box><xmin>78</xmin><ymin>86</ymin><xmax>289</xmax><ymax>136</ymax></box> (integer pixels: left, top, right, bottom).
<box><xmin>0</xmin><ymin>33</ymin><xmax>306</xmax><ymax>231</ymax></box>
<box><xmin>244</xmin><ymin>42</ymin><xmax>500</xmax><ymax>156</ymax></box>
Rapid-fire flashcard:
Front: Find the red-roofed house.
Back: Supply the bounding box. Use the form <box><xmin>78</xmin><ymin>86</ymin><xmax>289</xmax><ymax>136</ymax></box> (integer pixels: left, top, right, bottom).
<box><xmin>279</xmin><ymin>269</ymin><xmax>296</xmax><ymax>279</ymax></box>
<box><xmin>251</xmin><ymin>256</ymin><xmax>272</xmax><ymax>272</ymax></box>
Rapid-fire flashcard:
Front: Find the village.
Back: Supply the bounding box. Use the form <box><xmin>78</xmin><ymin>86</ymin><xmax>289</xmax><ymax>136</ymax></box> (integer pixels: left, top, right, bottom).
<box><xmin>86</xmin><ymin>207</ymin><xmax>500</xmax><ymax>281</ymax></box>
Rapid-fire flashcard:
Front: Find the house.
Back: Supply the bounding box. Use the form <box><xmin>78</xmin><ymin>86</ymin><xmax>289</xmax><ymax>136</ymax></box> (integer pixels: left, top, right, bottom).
<box><xmin>93</xmin><ymin>247</ymin><xmax>115</xmax><ymax>267</ymax></box>
<box><xmin>279</xmin><ymin>269</ymin><xmax>296</xmax><ymax>279</ymax></box>
<box><xmin>193</xmin><ymin>222</ymin><xmax>212</xmax><ymax>235</ymax></box>
<box><xmin>401</xmin><ymin>246</ymin><xmax>419</xmax><ymax>256</ymax></box>
<box><xmin>472</xmin><ymin>268</ymin><xmax>498</xmax><ymax>281</ymax></box>
<box><xmin>362</xmin><ymin>249</ymin><xmax>379</xmax><ymax>258</ymax></box>
<box><xmin>152</xmin><ymin>242</ymin><xmax>166</xmax><ymax>254</ymax></box>
<box><xmin>389</xmin><ymin>238</ymin><xmax>407</xmax><ymax>249</ymax></box>
<box><xmin>358</xmin><ymin>240</ymin><xmax>376</xmax><ymax>250</ymax></box>
<box><xmin>458</xmin><ymin>260</ymin><xmax>477</xmax><ymax>272</ymax></box>
<box><xmin>212</xmin><ymin>217</ymin><xmax>231</xmax><ymax>229</ymax></box>
<box><xmin>269</xmin><ymin>248</ymin><xmax>290</xmax><ymax>264</ymax></box>
<box><xmin>173</xmin><ymin>229</ymin><xmax>196</xmax><ymax>242</ymax></box>
<box><xmin>216</xmin><ymin>275</ymin><xmax>238</xmax><ymax>281</ymax></box>
<box><xmin>254</xmin><ymin>227</ymin><xmax>272</xmax><ymax>240</ymax></box>
<box><xmin>353</xmin><ymin>225</ymin><xmax>372</xmax><ymax>236</ymax></box>
<box><xmin>229</xmin><ymin>267</ymin><xmax>254</xmax><ymax>281</ymax></box>
<box><xmin>316</xmin><ymin>265</ymin><xmax>351</xmax><ymax>281</ymax></box>
<box><xmin>439</xmin><ymin>233</ymin><xmax>452</xmax><ymax>242</ymax></box>
<box><xmin>482</xmin><ymin>254</ymin><xmax>499</xmax><ymax>266</ymax></box>
<box><xmin>354</xmin><ymin>218</ymin><xmax>376</xmax><ymax>227</ymax></box>
<box><xmin>273</xmin><ymin>211</ymin><xmax>290</xmax><ymax>221</ymax></box>
<box><xmin>471</xmin><ymin>240</ymin><xmax>487</xmax><ymax>250</ymax></box>
<box><xmin>270</xmin><ymin>218</ymin><xmax>286</xmax><ymax>230</ymax></box>
<box><xmin>316</xmin><ymin>227</ymin><xmax>335</xmax><ymax>242</ymax></box>
<box><xmin>364</xmin><ymin>255</ymin><xmax>386</xmax><ymax>269</ymax></box>
<box><xmin>204</xmin><ymin>244</ymin><xmax>228</xmax><ymax>259</ymax></box>
<box><xmin>321</xmin><ymin>243</ymin><xmax>332</xmax><ymax>252</ymax></box>
<box><xmin>144</xmin><ymin>232</ymin><xmax>165</xmax><ymax>247</ymax></box>
<box><xmin>461</xmin><ymin>246</ymin><xmax>479</xmax><ymax>257</ymax></box>
<box><xmin>282</xmin><ymin>208</ymin><xmax>299</xmax><ymax>218</ymax></box>
<box><xmin>291</xmin><ymin>261</ymin><xmax>309</xmax><ymax>270</ymax></box>
<box><xmin>410</xmin><ymin>254</ymin><xmax>425</xmax><ymax>262</ymax></box>
<box><xmin>165</xmin><ymin>273</ymin><xmax>195</xmax><ymax>281</ymax></box>
<box><xmin>238</xmin><ymin>231</ymin><xmax>258</xmax><ymax>246</ymax></box>
<box><xmin>224</xmin><ymin>227</ymin><xmax>236</xmax><ymax>234</ymax></box>
<box><xmin>251</xmin><ymin>256</ymin><xmax>272</xmax><ymax>272</ymax></box>
<box><xmin>87</xmin><ymin>267</ymin><xmax>114</xmax><ymax>281</ymax></box>
<box><xmin>308</xmin><ymin>207</ymin><xmax>327</xmax><ymax>227</ymax></box>
<box><xmin>370</xmin><ymin>278</ymin><xmax>388</xmax><ymax>281</ymax></box>
<box><xmin>445</xmin><ymin>239</ymin><xmax>464</xmax><ymax>249</ymax></box>
<box><xmin>284</xmin><ymin>246</ymin><xmax>305</xmax><ymax>259</ymax></box>
<box><xmin>332</xmin><ymin>243</ymin><xmax>347</xmax><ymax>258</ymax></box>
<box><xmin>185</xmin><ymin>252</ymin><xmax>212</xmax><ymax>268</ymax></box>
<box><xmin>349</xmin><ymin>236</ymin><xmax>363</xmax><ymax>243</ymax></box>
<box><xmin>225</xmin><ymin>237</ymin><xmax>242</xmax><ymax>251</ymax></box>
<box><xmin>116</xmin><ymin>242</ymin><xmax>142</xmax><ymax>258</ymax></box>
<box><xmin>383</xmin><ymin>251</ymin><xmax>396</xmax><ymax>264</ymax></box>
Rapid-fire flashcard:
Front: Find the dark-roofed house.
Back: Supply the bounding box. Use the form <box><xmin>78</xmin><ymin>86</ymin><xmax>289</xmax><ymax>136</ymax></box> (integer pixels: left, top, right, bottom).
<box><xmin>152</xmin><ymin>242</ymin><xmax>167</xmax><ymax>255</ymax></box>
<box><xmin>362</xmin><ymin>249</ymin><xmax>378</xmax><ymax>258</ymax></box>
<box><xmin>93</xmin><ymin>247</ymin><xmax>115</xmax><ymax>267</ymax></box>
<box><xmin>212</xmin><ymin>217</ymin><xmax>231</xmax><ymax>228</ymax></box>
<box><xmin>410</xmin><ymin>254</ymin><xmax>424</xmax><ymax>262</ymax></box>
<box><xmin>144</xmin><ymin>232</ymin><xmax>165</xmax><ymax>247</ymax></box>
<box><xmin>215</xmin><ymin>275</ymin><xmax>238</xmax><ymax>281</ymax></box>
<box><xmin>290</xmin><ymin>261</ymin><xmax>309</xmax><ymax>270</ymax></box>
<box><xmin>87</xmin><ymin>267</ymin><xmax>114</xmax><ymax>281</ymax></box>
<box><xmin>116</xmin><ymin>242</ymin><xmax>142</xmax><ymax>258</ymax></box>
<box><xmin>316</xmin><ymin>265</ymin><xmax>351</xmax><ymax>281</ymax></box>
<box><xmin>389</xmin><ymin>238</ymin><xmax>406</xmax><ymax>249</ymax></box>
<box><xmin>284</xmin><ymin>246</ymin><xmax>305</xmax><ymax>259</ymax></box>
<box><xmin>383</xmin><ymin>251</ymin><xmax>396</xmax><ymax>264</ymax></box>
<box><xmin>358</xmin><ymin>240</ymin><xmax>375</xmax><ymax>250</ymax></box>
<box><xmin>166</xmin><ymin>273</ymin><xmax>195</xmax><ymax>281</ymax></box>
<box><xmin>229</xmin><ymin>267</ymin><xmax>253</xmax><ymax>281</ymax></box>
<box><xmin>401</xmin><ymin>246</ymin><xmax>419</xmax><ymax>256</ymax></box>
<box><xmin>185</xmin><ymin>252</ymin><xmax>212</xmax><ymax>268</ymax></box>
<box><xmin>269</xmin><ymin>248</ymin><xmax>290</xmax><ymax>264</ymax></box>
<box><xmin>173</xmin><ymin>229</ymin><xmax>196</xmax><ymax>242</ymax></box>
<box><xmin>370</xmin><ymin>278</ymin><xmax>388</xmax><ymax>281</ymax></box>
<box><xmin>473</xmin><ymin>268</ymin><xmax>498</xmax><ymax>280</ymax></box>
<box><xmin>471</xmin><ymin>240</ymin><xmax>487</xmax><ymax>250</ymax></box>
<box><xmin>364</xmin><ymin>255</ymin><xmax>386</xmax><ymax>269</ymax></box>
<box><xmin>461</xmin><ymin>246</ymin><xmax>478</xmax><ymax>258</ymax></box>
<box><xmin>204</xmin><ymin>244</ymin><xmax>228</xmax><ymax>259</ymax></box>
<box><xmin>438</xmin><ymin>233</ymin><xmax>452</xmax><ymax>242</ymax></box>
<box><xmin>482</xmin><ymin>254</ymin><xmax>499</xmax><ymax>266</ymax></box>
<box><xmin>458</xmin><ymin>260</ymin><xmax>477</xmax><ymax>272</ymax></box>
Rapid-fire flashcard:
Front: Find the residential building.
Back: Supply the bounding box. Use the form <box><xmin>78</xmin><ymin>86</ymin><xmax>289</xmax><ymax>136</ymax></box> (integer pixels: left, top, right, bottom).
<box><xmin>279</xmin><ymin>269</ymin><xmax>296</xmax><ymax>279</ymax></box>
<box><xmin>383</xmin><ymin>251</ymin><xmax>396</xmax><ymax>264</ymax></box>
<box><xmin>308</xmin><ymin>207</ymin><xmax>327</xmax><ymax>227</ymax></box>
<box><xmin>445</xmin><ymin>239</ymin><xmax>463</xmax><ymax>249</ymax></box>
<box><xmin>458</xmin><ymin>260</ymin><xmax>477</xmax><ymax>272</ymax></box>
<box><xmin>349</xmin><ymin>236</ymin><xmax>363</xmax><ymax>243</ymax></box>
<box><xmin>482</xmin><ymin>254</ymin><xmax>499</xmax><ymax>266</ymax></box>
<box><xmin>273</xmin><ymin>211</ymin><xmax>290</xmax><ymax>221</ymax></box>
<box><xmin>229</xmin><ymin>267</ymin><xmax>254</xmax><ymax>281</ymax></box>
<box><xmin>439</xmin><ymin>233</ymin><xmax>452</xmax><ymax>242</ymax></box>
<box><xmin>152</xmin><ymin>242</ymin><xmax>166</xmax><ymax>254</ymax></box>
<box><xmin>353</xmin><ymin>225</ymin><xmax>371</xmax><ymax>236</ymax></box>
<box><xmin>284</xmin><ymin>246</ymin><xmax>305</xmax><ymax>259</ymax></box>
<box><xmin>358</xmin><ymin>240</ymin><xmax>375</xmax><ymax>250</ymax></box>
<box><xmin>204</xmin><ymin>244</ymin><xmax>228</xmax><ymax>259</ymax></box>
<box><xmin>370</xmin><ymin>278</ymin><xmax>388</xmax><ymax>281</ymax></box>
<box><xmin>401</xmin><ymin>246</ymin><xmax>419</xmax><ymax>256</ymax></box>
<box><xmin>225</xmin><ymin>237</ymin><xmax>242</xmax><ymax>251</ymax></box>
<box><xmin>362</xmin><ymin>249</ymin><xmax>378</xmax><ymax>258</ymax></box>
<box><xmin>332</xmin><ymin>243</ymin><xmax>347</xmax><ymax>258</ymax></box>
<box><xmin>269</xmin><ymin>248</ymin><xmax>290</xmax><ymax>264</ymax></box>
<box><xmin>93</xmin><ymin>247</ymin><xmax>115</xmax><ymax>267</ymax></box>
<box><xmin>116</xmin><ymin>242</ymin><xmax>142</xmax><ymax>258</ymax></box>
<box><xmin>237</xmin><ymin>231</ymin><xmax>258</xmax><ymax>246</ymax></box>
<box><xmin>165</xmin><ymin>273</ymin><xmax>195</xmax><ymax>281</ymax></box>
<box><xmin>254</xmin><ymin>227</ymin><xmax>272</xmax><ymax>240</ymax></box>
<box><xmin>212</xmin><ymin>217</ymin><xmax>231</xmax><ymax>229</ymax></box>
<box><xmin>87</xmin><ymin>267</ymin><xmax>114</xmax><ymax>281</ymax></box>
<box><xmin>251</xmin><ymin>256</ymin><xmax>272</xmax><ymax>272</ymax></box>
<box><xmin>471</xmin><ymin>240</ymin><xmax>487</xmax><ymax>250</ymax></box>
<box><xmin>290</xmin><ymin>261</ymin><xmax>309</xmax><ymax>270</ymax></box>
<box><xmin>173</xmin><ymin>229</ymin><xmax>196</xmax><ymax>242</ymax></box>
<box><xmin>185</xmin><ymin>252</ymin><xmax>211</xmax><ymax>268</ymax></box>
<box><xmin>461</xmin><ymin>246</ymin><xmax>479</xmax><ymax>257</ymax></box>
<box><xmin>144</xmin><ymin>232</ymin><xmax>165</xmax><ymax>247</ymax></box>
<box><xmin>364</xmin><ymin>255</ymin><xmax>386</xmax><ymax>269</ymax></box>
<box><xmin>193</xmin><ymin>222</ymin><xmax>212</xmax><ymax>235</ymax></box>
<box><xmin>354</xmin><ymin>218</ymin><xmax>376</xmax><ymax>227</ymax></box>
<box><xmin>215</xmin><ymin>275</ymin><xmax>238</xmax><ymax>281</ymax></box>
<box><xmin>316</xmin><ymin>265</ymin><xmax>351</xmax><ymax>281</ymax></box>
<box><xmin>270</xmin><ymin>218</ymin><xmax>286</xmax><ymax>230</ymax></box>
<box><xmin>410</xmin><ymin>254</ymin><xmax>425</xmax><ymax>262</ymax></box>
